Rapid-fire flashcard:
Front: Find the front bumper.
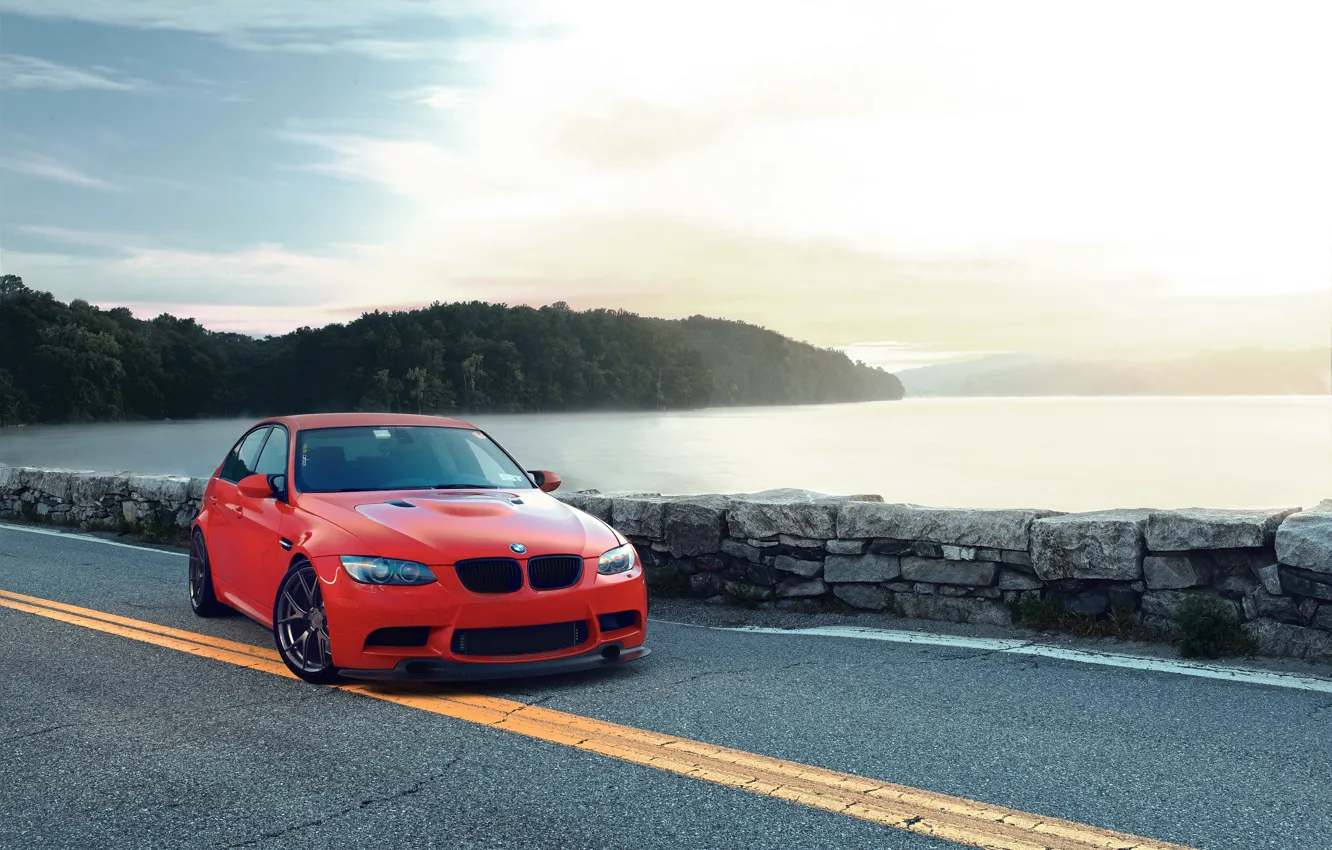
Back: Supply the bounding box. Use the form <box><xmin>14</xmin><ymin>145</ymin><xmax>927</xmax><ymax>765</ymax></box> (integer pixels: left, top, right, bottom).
<box><xmin>310</xmin><ymin>554</ymin><xmax>648</xmax><ymax>674</ymax></box>
<box><xmin>340</xmin><ymin>643</ymin><xmax>650</xmax><ymax>682</ymax></box>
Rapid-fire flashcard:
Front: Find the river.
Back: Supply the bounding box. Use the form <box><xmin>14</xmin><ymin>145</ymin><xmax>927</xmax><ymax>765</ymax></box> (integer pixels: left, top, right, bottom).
<box><xmin>1</xmin><ymin>397</ymin><xmax>1328</xmax><ymax>512</ymax></box>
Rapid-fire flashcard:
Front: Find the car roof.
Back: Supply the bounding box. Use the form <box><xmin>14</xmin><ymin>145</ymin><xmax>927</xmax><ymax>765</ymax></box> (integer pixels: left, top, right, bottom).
<box><xmin>260</xmin><ymin>413</ymin><xmax>478</xmax><ymax>431</ymax></box>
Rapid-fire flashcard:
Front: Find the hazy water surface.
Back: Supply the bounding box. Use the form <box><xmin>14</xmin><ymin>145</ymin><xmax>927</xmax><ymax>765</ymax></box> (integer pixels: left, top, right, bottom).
<box><xmin>2</xmin><ymin>397</ymin><xmax>1328</xmax><ymax>512</ymax></box>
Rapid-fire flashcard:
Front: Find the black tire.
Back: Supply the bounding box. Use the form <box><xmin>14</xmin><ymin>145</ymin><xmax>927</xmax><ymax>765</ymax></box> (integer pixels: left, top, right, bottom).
<box><xmin>188</xmin><ymin>530</ymin><xmax>228</xmax><ymax>617</ymax></box>
<box><xmin>273</xmin><ymin>559</ymin><xmax>341</xmax><ymax>684</ymax></box>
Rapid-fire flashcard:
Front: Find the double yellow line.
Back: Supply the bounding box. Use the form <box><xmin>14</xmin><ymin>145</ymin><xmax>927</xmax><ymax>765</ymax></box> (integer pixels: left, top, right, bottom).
<box><xmin>0</xmin><ymin>587</ymin><xmax>1191</xmax><ymax>850</ymax></box>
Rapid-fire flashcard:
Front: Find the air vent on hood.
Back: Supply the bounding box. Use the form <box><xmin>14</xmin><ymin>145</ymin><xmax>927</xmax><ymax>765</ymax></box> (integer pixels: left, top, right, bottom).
<box><xmin>386</xmin><ymin>500</ymin><xmax>416</xmax><ymax>508</ymax></box>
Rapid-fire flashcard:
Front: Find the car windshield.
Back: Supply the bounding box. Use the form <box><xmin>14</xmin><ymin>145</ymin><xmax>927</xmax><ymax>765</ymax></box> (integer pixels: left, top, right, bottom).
<box><xmin>293</xmin><ymin>426</ymin><xmax>534</xmax><ymax>493</ymax></box>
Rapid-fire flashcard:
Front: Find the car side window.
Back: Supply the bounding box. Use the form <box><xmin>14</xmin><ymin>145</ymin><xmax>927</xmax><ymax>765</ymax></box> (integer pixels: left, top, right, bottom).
<box><xmin>254</xmin><ymin>427</ymin><xmax>289</xmax><ymax>477</ymax></box>
<box><xmin>220</xmin><ymin>427</ymin><xmax>272</xmax><ymax>482</ymax></box>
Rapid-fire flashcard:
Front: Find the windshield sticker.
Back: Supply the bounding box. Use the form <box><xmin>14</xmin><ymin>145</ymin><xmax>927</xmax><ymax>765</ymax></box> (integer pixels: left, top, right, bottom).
<box><xmin>471</xmin><ymin>431</ymin><xmax>487</xmax><ymax>440</ymax></box>
<box><xmin>301</xmin><ymin>443</ymin><xmax>309</xmax><ymax>467</ymax></box>
<box><xmin>373</xmin><ymin>429</ymin><xmax>392</xmax><ymax>439</ymax></box>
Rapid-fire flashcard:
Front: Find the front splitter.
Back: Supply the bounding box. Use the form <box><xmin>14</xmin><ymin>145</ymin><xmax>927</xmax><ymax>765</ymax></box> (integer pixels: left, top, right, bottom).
<box><xmin>339</xmin><ymin>643</ymin><xmax>650</xmax><ymax>682</ymax></box>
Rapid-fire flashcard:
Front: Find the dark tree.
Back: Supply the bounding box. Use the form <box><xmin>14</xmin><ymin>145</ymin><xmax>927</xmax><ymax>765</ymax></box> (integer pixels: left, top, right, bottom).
<box><xmin>0</xmin><ymin>279</ymin><xmax>905</xmax><ymax>425</ymax></box>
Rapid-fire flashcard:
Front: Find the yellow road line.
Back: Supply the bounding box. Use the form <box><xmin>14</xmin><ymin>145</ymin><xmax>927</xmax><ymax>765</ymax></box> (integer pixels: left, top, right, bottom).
<box><xmin>0</xmin><ymin>588</ymin><xmax>279</xmax><ymax>661</ymax></box>
<box><xmin>0</xmin><ymin>590</ymin><xmax>1192</xmax><ymax>850</ymax></box>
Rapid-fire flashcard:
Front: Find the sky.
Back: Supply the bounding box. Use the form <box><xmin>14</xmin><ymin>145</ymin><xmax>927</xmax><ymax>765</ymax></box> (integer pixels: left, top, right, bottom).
<box><xmin>1</xmin><ymin>0</ymin><xmax>1330</xmax><ymax>371</ymax></box>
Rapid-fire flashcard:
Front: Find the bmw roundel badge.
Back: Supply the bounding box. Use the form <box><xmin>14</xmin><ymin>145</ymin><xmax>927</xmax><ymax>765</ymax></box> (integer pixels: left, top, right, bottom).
<box><xmin>510</xmin><ymin>543</ymin><xmax>527</xmax><ymax>555</ymax></box>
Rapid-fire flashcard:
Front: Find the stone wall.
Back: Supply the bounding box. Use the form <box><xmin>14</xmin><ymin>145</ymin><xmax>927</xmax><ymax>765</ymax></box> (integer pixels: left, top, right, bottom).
<box><xmin>0</xmin><ymin>466</ymin><xmax>202</xmax><ymax>535</ymax></box>
<box><xmin>2</xmin><ymin>464</ymin><xmax>1330</xmax><ymax>663</ymax></box>
<box><xmin>559</xmin><ymin>489</ymin><xmax>1332</xmax><ymax>664</ymax></box>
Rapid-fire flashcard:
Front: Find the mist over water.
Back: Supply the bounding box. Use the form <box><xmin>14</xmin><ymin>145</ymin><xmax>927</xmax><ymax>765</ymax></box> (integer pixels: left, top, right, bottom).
<box><xmin>2</xmin><ymin>397</ymin><xmax>1328</xmax><ymax>513</ymax></box>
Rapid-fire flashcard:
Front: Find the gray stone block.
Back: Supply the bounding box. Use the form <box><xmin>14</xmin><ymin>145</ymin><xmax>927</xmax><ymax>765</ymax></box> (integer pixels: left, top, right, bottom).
<box><xmin>1242</xmin><ymin>589</ymin><xmax>1304</xmax><ymax>624</ymax></box>
<box><xmin>772</xmin><ymin>555</ymin><xmax>822</xmax><ymax>577</ymax></box>
<box><xmin>895</xmin><ymin>594</ymin><xmax>1011</xmax><ymax>626</ymax></box>
<box><xmin>941</xmin><ymin>545</ymin><xmax>977</xmax><ymax>561</ymax></box>
<box><xmin>776</xmin><ymin>577</ymin><xmax>827</xmax><ymax>598</ymax></box>
<box><xmin>721</xmin><ymin>539</ymin><xmax>766</xmax><ymax>564</ymax></box>
<box><xmin>611</xmin><ymin>495</ymin><xmax>665</xmax><ymax>538</ymax></box>
<box><xmin>900</xmin><ymin>557</ymin><xmax>997</xmax><ymax>586</ymax></box>
<box><xmin>996</xmin><ymin>570</ymin><xmax>1043</xmax><ymax>591</ymax></box>
<box><xmin>826</xmin><ymin>539</ymin><xmax>867</xmax><ymax>555</ymax></box>
<box><xmin>1276</xmin><ymin>500</ymin><xmax>1332</xmax><ymax>575</ymax></box>
<box><xmin>832</xmin><ymin>584</ymin><xmax>893</xmax><ymax>611</ymax></box>
<box><xmin>836</xmin><ymin>502</ymin><xmax>1061</xmax><ymax>550</ymax></box>
<box><xmin>1140</xmin><ymin>590</ymin><xmax>1240</xmax><ymax>620</ymax></box>
<box><xmin>1242</xmin><ymin>619</ymin><xmax>1332</xmax><ymax>662</ymax></box>
<box><xmin>728</xmin><ymin>494</ymin><xmax>839</xmax><ymax>540</ymax></box>
<box><xmin>1312</xmin><ymin>605</ymin><xmax>1332</xmax><ymax>630</ymax></box>
<box><xmin>1146</xmin><ymin>507</ymin><xmax>1298</xmax><ymax>551</ymax></box>
<box><xmin>868</xmin><ymin>538</ymin><xmax>913</xmax><ymax>555</ymax></box>
<box><xmin>1031</xmin><ymin>509</ymin><xmax>1151</xmax><ymax>581</ymax></box>
<box><xmin>1278</xmin><ymin>566</ymin><xmax>1332</xmax><ymax>601</ymax></box>
<box><xmin>664</xmin><ymin>497</ymin><xmax>727</xmax><ymax>557</ymax></box>
<box><xmin>824</xmin><ymin>553</ymin><xmax>901</xmax><ymax>583</ymax></box>
<box><xmin>1143</xmin><ymin>554</ymin><xmax>1214</xmax><ymax>590</ymax></box>
<box><xmin>1255</xmin><ymin>564</ymin><xmax>1284</xmax><ymax>596</ymax></box>
<box><xmin>778</xmin><ymin>534</ymin><xmax>825</xmax><ymax>549</ymax></box>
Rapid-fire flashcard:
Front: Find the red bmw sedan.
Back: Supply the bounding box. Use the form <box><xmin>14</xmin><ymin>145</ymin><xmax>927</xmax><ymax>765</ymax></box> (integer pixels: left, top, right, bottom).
<box><xmin>189</xmin><ymin>413</ymin><xmax>648</xmax><ymax>683</ymax></box>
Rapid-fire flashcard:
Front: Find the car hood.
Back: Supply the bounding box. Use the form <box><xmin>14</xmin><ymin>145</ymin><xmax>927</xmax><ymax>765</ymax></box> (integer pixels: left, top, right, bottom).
<box><xmin>298</xmin><ymin>489</ymin><xmax>622</xmax><ymax>564</ymax></box>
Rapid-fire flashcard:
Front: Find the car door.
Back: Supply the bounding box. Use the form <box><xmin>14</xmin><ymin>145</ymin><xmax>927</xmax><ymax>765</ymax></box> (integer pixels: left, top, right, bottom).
<box><xmin>209</xmin><ymin>426</ymin><xmax>272</xmax><ymax>606</ymax></box>
<box><xmin>234</xmin><ymin>424</ymin><xmax>295</xmax><ymax>618</ymax></box>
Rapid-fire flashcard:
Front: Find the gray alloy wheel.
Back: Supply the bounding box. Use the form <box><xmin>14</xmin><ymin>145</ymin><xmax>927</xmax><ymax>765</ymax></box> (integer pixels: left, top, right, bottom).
<box><xmin>273</xmin><ymin>560</ymin><xmax>340</xmax><ymax>684</ymax></box>
<box><xmin>188</xmin><ymin>530</ymin><xmax>227</xmax><ymax>617</ymax></box>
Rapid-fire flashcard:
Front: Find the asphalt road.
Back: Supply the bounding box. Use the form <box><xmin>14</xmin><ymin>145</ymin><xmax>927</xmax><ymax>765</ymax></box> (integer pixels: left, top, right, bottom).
<box><xmin>2</xmin><ymin>523</ymin><xmax>1330</xmax><ymax>850</ymax></box>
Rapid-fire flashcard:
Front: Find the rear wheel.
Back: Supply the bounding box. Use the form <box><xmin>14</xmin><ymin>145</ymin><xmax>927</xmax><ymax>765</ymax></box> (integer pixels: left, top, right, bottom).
<box><xmin>273</xmin><ymin>560</ymin><xmax>341</xmax><ymax>684</ymax></box>
<box><xmin>188</xmin><ymin>530</ymin><xmax>228</xmax><ymax>617</ymax></box>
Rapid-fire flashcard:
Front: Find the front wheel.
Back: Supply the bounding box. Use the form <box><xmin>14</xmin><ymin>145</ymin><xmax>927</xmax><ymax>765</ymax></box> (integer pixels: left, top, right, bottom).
<box><xmin>273</xmin><ymin>560</ymin><xmax>341</xmax><ymax>684</ymax></box>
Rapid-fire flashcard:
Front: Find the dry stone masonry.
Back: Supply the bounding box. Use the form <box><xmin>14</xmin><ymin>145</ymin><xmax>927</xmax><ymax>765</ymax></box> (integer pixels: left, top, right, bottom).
<box><xmin>2</xmin><ymin>464</ymin><xmax>1330</xmax><ymax>663</ymax></box>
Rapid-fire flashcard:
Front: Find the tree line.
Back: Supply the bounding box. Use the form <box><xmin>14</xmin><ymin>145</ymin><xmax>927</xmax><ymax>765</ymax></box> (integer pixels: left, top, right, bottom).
<box><xmin>0</xmin><ymin>275</ymin><xmax>903</xmax><ymax>425</ymax></box>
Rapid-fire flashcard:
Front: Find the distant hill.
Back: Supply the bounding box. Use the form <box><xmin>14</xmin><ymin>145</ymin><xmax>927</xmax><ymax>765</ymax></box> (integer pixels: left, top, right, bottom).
<box><xmin>662</xmin><ymin>315</ymin><xmax>905</xmax><ymax>406</ymax></box>
<box><xmin>0</xmin><ymin>275</ymin><xmax>902</xmax><ymax>425</ymax></box>
<box><xmin>897</xmin><ymin>349</ymin><xmax>1331</xmax><ymax>397</ymax></box>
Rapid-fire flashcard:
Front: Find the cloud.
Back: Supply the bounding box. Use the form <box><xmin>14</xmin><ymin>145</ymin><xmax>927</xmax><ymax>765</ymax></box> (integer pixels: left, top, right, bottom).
<box><xmin>280</xmin><ymin>131</ymin><xmax>508</xmax><ymax>202</ymax></box>
<box><xmin>0</xmin><ymin>0</ymin><xmax>534</xmax><ymax>59</ymax></box>
<box><xmin>395</xmin><ymin>85</ymin><xmax>469</xmax><ymax>110</ymax></box>
<box><xmin>4</xmin><ymin>226</ymin><xmax>376</xmax><ymax>313</ymax></box>
<box><xmin>0</xmin><ymin>54</ymin><xmax>150</xmax><ymax>91</ymax></box>
<box><xmin>7</xmin><ymin>0</ymin><xmax>1331</xmax><ymax>358</ymax></box>
<box><xmin>0</xmin><ymin>154</ymin><xmax>123</xmax><ymax>191</ymax></box>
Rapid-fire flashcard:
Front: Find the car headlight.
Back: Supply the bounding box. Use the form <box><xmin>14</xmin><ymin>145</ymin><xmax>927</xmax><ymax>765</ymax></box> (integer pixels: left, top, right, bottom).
<box><xmin>597</xmin><ymin>543</ymin><xmax>638</xmax><ymax>575</ymax></box>
<box><xmin>340</xmin><ymin>556</ymin><xmax>436</xmax><ymax>586</ymax></box>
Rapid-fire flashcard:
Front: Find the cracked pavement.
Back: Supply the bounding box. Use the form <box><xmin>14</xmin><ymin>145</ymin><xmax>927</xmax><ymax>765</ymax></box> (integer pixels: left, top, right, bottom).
<box><xmin>3</xmin><ymin>527</ymin><xmax>1332</xmax><ymax>849</ymax></box>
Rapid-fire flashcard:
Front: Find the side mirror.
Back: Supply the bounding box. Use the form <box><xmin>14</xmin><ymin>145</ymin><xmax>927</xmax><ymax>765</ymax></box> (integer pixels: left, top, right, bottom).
<box><xmin>531</xmin><ymin>470</ymin><xmax>562</xmax><ymax>493</ymax></box>
<box><xmin>238</xmin><ymin>473</ymin><xmax>276</xmax><ymax>499</ymax></box>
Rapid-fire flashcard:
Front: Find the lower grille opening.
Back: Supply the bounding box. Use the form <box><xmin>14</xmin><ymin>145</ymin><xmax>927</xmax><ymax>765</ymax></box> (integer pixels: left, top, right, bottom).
<box><xmin>365</xmin><ymin>626</ymin><xmax>431</xmax><ymax>647</ymax></box>
<box><xmin>452</xmin><ymin>621</ymin><xmax>589</xmax><ymax>657</ymax></box>
<box><xmin>597</xmin><ymin>610</ymin><xmax>639</xmax><ymax>632</ymax></box>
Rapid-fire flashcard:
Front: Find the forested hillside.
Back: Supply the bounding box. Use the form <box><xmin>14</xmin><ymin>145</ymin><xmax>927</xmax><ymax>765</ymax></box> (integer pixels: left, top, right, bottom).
<box><xmin>0</xmin><ymin>275</ymin><xmax>902</xmax><ymax>425</ymax></box>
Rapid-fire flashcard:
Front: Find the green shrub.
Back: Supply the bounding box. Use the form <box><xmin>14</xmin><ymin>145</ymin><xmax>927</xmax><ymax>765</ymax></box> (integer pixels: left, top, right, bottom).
<box><xmin>1011</xmin><ymin>597</ymin><xmax>1148</xmax><ymax>641</ymax></box>
<box><xmin>645</xmin><ymin>569</ymin><xmax>691</xmax><ymax>598</ymax></box>
<box><xmin>1012</xmin><ymin>595</ymin><xmax>1064</xmax><ymax>631</ymax></box>
<box><xmin>1174</xmin><ymin>595</ymin><xmax>1255</xmax><ymax>659</ymax></box>
<box><xmin>134</xmin><ymin>508</ymin><xmax>190</xmax><ymax>546</ymax></box>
